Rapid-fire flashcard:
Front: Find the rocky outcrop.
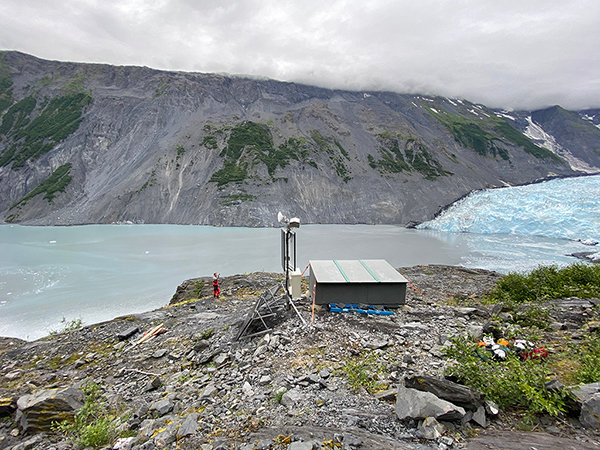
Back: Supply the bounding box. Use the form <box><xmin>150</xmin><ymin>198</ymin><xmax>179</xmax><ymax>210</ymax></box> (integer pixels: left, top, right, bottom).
<box><xmin>404</xmin><ymin>375</ymin><xmax>484</xmax><ymax>411</ymax></box>
<box><xmin>15</xmin><ymin>387</ymin><xmax>83</xmax><ymax>433</ymax></box>
<box><xmin>1</xmin><ymin>51</ymin><xmax>599</xmax><ymax>227</ymax></box>
<box><xmin>395</xmin><ymin>383</ymin><xmax>467</xmax><ymax>421</ymax></box>
<box><xmin>0</xmin><ymin>265</ymin><xmax>599</xmax><ymax>449</ymax></box>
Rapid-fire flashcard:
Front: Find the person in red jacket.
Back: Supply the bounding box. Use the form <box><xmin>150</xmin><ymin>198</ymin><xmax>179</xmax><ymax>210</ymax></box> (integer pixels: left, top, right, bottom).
<box><xmin>212</xmin><ymin>272</ymin><xmax>220</xmax><ymax>298</ymax></box>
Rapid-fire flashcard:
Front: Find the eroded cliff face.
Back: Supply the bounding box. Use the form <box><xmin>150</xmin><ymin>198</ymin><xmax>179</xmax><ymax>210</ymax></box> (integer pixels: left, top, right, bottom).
<box><xmin>0</xmin><ymin>51</ymin><xmax>598</xmax><ymax>226</ymax></box>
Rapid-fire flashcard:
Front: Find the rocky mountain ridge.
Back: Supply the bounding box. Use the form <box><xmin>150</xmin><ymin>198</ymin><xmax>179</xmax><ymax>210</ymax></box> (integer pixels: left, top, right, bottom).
<box><xmin>1</xmin><ymin>51</ymin><xmax>599</xmax><ymax>226</ymax></box>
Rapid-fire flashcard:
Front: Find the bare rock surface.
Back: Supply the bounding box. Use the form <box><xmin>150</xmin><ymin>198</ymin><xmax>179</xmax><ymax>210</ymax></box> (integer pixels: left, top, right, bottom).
<box><xmin>0</xmin><ymin>265</ymin><xmax>599</xmax><ymax>449</ymax></box>
<box><xmin>2</xmin><ymin>52</ymin><xmax>599</xmax><ymax>227</ymax></box>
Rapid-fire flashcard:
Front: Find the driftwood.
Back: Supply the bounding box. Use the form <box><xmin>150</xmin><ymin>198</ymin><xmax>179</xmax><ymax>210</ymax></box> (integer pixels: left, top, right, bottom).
<box><xmin>122</xmin><ymin>368</ymin><xmax>160</xmax><ymax>377</ymax></box>
<box><xmin>126</xmin><ymin>323</ymin><xmax>166</xmax><ymax>351</ymax></box>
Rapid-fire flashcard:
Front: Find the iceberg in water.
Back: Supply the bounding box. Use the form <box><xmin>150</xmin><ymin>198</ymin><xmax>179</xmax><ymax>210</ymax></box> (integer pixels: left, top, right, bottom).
<box><xmin>418</xmin><ymin>175</ymin><xmax>600</xmax><ymax>243</ymax></box>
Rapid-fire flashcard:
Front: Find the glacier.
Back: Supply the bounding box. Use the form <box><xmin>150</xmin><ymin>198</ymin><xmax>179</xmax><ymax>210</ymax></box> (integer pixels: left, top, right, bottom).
<box><xmin>418</xmin><ymin>175</ymin><xmax>600</xmax><ymax>243</ymax></box>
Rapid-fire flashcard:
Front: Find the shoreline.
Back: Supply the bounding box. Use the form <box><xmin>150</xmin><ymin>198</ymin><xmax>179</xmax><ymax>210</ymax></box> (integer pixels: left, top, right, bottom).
<box><xmin>3</xmin><ymin>173</ymin><xmax>599</xmax><ymax>229</ymax></box>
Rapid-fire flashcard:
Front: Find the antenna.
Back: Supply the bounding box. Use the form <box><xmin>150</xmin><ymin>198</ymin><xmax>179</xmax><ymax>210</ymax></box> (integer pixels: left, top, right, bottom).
<box><xmin>277</xmin><ymin>211</ymin><xmax>287</xmax><ymax>223</ymax></box>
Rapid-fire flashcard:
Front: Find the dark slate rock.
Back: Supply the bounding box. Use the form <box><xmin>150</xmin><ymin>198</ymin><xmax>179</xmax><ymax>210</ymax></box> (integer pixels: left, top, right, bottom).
<box><xmin>150</xmin><ymin>398</ymin><xmax>173</xmax><ymax>417</ymax></box>
<box><xmin>118</xmin><ymin>326</ymin><xmax>139</xmax><ymax>341</ymax></box>
<box><xmin>143</xmin><ymin>376</ymin><xmax>162</xmax><ymax>392</ymax></box>
<box><xmin>471</xmin><ymin>405</ymin><xmax>487</xmax><ymax>428</ymax></box>
<box><xmin>580</xmin><ymin>393</ymin><xmax>600</xmax><ymax>431</ymax></box>
<box><xmin>405</xmin><ymin>375</ymin><xmax>483</xmax><ymax>411</ymax></box>
<box><xmin>16</xmin><ymin>387</ymin><xmax>84</xmax><ymax>433</ymax></box>
<box><xmin>0</xmin><ymin>397</ymin><xmax>16</xmax><ymax>417</ymax></box>
<box><xmin>396</xmin><ymin>383</ymin><xmax>466</xmax><ymax>422</ymax></box>
<box><xmin>176</xmin><ymin>412</ymin><xmax>199</xmax><ymax>438</ymax></box>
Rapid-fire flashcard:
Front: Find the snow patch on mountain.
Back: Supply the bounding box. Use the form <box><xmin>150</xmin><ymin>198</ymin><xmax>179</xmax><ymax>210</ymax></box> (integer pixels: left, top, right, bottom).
<box><xmin>495</xmin><ymin>112</ymin><xmax>515</xmax><ymax>121</ymax></box>
<box><xmin>524</xmin><ymin>117</ymin><xmax>597</xmax><ymax>173</ymax></box>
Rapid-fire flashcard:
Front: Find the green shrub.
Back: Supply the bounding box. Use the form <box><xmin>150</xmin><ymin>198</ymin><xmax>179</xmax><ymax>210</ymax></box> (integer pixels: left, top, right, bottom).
<box><xmin>483</xmin><ymin>264</ymin><xmax>600</xmax><ymax>330</ymax></box>
<box><xmin>222</xmin><ymin>121</ymin><xmax>272</xmax><ymax>161</ymax></box>
<box><xmin>200</xmin><ymin>328</ymin><xmax>214</xmax><ymax>340</ymax></box>
<box><xmin>0</xmin><ymin>96</ymin><xmax>36</xmax><ymax>134</ymax></box>
<box><xmin>53</xmin><ymin>381</ymin><xmax>116</xmax><ymax>448</ymax></box>
<box><xmin>445</xmin><ymin>335</ymin><xmax>569</xmax><ymax>416</ymax></box>
<box><xmin>192</xmin><ymin>280</ymin><xmax>204</xmax><ymax>297</ymax></box>
<box><xmin>209</xmin><ymin>162</ymin><xmax>248</xmax><ymax>186</ymax></box>
<box><xmin>210</xmin><ymin>122</ymin><xmax>320</xmax><ymax>185</ymax></box>
<box><xmin>273</xmin><ymin>387</ymin><xmax>287</xmax><ymax>404</ymax></box>
<box><xmin>572</xmin><ymin>336</ymin><xmax>600</xmax><ymax>384</ymax></box>
<box><xmin>486</xmin><ymin>264</ymin><xmax>600</xmax><ymax>305</ymax></box>
<box><xmin>310</xmin><ymin>130</ymin><xmax>352</xmax><ymax>181</ymax></box>
<box><xmin>340</xmin><ymin>351</ymin><xmax>385</xmax><ymax>393</ymax></box>
<box><xmin>370</xmin><ymin>133</ymin><xmax>450</xmax><ymax>179</ymax></box>
<box><xmin>201</xmin><ymin>135</ymin><xmax>218</xmax><ymax>149</ymax></box>
<box><xmin>49</xmin><ymin>317</ymin><xmax>83</xmax><ymax>335</ymax></box>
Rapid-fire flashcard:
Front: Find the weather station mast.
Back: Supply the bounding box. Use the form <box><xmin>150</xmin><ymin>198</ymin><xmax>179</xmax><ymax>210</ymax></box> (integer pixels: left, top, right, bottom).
<box><xmin>278</xmin><ymin>211</ymin><xmax>302</xmax><ymax>300</ymax></box>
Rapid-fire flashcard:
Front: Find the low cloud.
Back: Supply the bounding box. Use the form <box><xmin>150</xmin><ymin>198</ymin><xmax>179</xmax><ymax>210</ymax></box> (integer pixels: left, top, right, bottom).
<box><xmin>1</xmin><ymin>0</ymin><xmax>598</xmax><ymax>110</ymax></box>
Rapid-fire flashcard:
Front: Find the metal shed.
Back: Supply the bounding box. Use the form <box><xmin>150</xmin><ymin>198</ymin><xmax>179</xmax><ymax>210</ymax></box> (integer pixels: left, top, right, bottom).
<box><xmin>308</xmin><ymin>259</ymin><xmax>407</xmax><ymax>306</ymax></box>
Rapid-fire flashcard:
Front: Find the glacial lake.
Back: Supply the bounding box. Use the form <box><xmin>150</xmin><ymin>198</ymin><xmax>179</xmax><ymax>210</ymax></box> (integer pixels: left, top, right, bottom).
<box><xmin>0</xmin><ymin>223</ymin><xmax>593</xmax><ymax>340</ymax></box>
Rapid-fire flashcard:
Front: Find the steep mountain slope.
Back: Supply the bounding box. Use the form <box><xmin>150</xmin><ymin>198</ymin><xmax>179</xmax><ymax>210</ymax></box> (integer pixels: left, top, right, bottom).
<box><xmin>0</xmin><ymin>51</ymin><xmax>598</xmax><ymax>226</ymax></box>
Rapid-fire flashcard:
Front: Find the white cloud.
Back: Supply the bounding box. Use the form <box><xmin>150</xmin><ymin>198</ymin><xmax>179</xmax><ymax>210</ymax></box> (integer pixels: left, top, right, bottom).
<box><xmin>0</xmin><ymin>0</ymin><xmax>598</xmax><ymax>110</ymax></box>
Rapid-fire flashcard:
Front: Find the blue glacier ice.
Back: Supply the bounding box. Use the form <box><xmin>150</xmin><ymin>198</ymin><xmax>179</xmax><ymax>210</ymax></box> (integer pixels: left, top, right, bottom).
<box><xmin>418</xmin><ymin>175</ymin><xmax>600</xmax><ymax>243</ymax></box>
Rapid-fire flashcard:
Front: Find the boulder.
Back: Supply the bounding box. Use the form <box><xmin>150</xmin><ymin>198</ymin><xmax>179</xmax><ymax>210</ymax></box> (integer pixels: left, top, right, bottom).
<box><xmin>176</xmin><ymin>413</ymin><xmax>199</xmax><ymax>438</ymax></box>
<box><xmin>472</xmin><ymin>405</ymin><xmax>487</xmax><ymax>428</ymax></box>
<box><xmin>416</xmin><ymin>416</ymin><xmax>446</xmax><ymax>440</ymax></box>
<box><xmin>404</xmin><ymin>375</ymin><xmax>483</xmax><ymax>411</ymax></box>
<box><xmin>117</xmin><ymin>326</ymin><xmax>139</xmax><ymax>341</ymax></box>
<box><xmin>396</xmin><ymin>383</ymin><xmax>466</xmax><ymax>422</ymax></box>
<box><xmin>0</xmin><ymin>397</ymin><xmax>16</xmax><ymax>417</ymax></box>
<box><xmin>580</xmin><ymin>393</ymin><xmax>600</xmax><ymax>431</ymax></box>
<box><xmin>280</xmin><ymin>389</ymin><xmax>304</xmax><ymax>408</ymax></box>
<box><xmin>149</xmin><ymin>398</ymin><xmax>173</xmax><ymax>417</ymax></box>
<box><xmin>16</xmin><ymin>387</ymin><xmax>84</xmax><ymax>433</ymax></box>
<box><xmin>571</xmin><ymin>382</ymin><xmax>600</xmax><ymax>404</ymax></box>
<box><xmin>570</xmin><ymin>382</ymin><xmax>600</xmax><ymax>416</ymax></box>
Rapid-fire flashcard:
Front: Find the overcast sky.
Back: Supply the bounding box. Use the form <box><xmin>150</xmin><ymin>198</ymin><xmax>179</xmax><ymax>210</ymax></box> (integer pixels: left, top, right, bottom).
<box><xmin>1</xmin><ymin>0</ymin><xmax>599</xmax><ymax>110</ymax></box>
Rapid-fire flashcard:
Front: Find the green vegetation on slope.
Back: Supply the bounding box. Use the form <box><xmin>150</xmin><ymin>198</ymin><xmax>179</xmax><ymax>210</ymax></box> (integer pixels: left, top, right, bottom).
<box><xmin>445</xmin><ymin>263</ymin><xmax>600</xmax><ymax>420</ymax></box>
<box><xmin>311</xmin><ymin>130</ymin><xmax>351</xmax><ymax>182</ymax></box>
<box><xmin>445</xmin><ymin>335</ymin><xmax>570</xmax><ymax>417</ymax></box>
<box><xmin>0</xmin><ymin>91</ymin><xmax>92</xmax><ymax>168</ymax></box>
<box><xmin>10</xmin><ymin>163</ymin><xmax>73</xmax><ymax>209</ymax></box>
<box><xmin>431</xmin><ymin>111</ymin><xmax>509</xmax><ymax>159</ymax></box>
<box><xmin>429</xmin><ymin>108</ymin><xmax>561</xmax><ymax>161</ymax></box>
<box><xmin>486</xmin><ymin>263</ymin><xmax>600</xmax><ymax>304</ymax></box>
<box><xmin>52</xmin><ymin>381</ymin><xmax>118</xmax><ymax>448</ymax></box>
<box><xmin>493</xmin><ymin>119</ymin><xmax>561</xmax><ymax>160</ymax></box>
<box><xmin>0</xmin><ymin>96</ymin><xmax>36</xmax><ymax>135</ymax></box>
<box><xmin>0</xmin><ymin>54</ymin><xmax>13</xmax><ymax>113</ymax></box>
<box><xmin>208</xmin><ymin>121</ymin><xmax>319</xmax><ymax>187</ymax></box>
<box><xmin>369</xmin><ymin>133</ymin><xmax>452</xmax><ymax>180</ymax></box>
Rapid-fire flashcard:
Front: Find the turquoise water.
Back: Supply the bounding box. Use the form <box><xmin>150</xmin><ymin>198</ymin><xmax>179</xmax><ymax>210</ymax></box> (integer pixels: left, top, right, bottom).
<box><xmin>0</xmin><ymin>222</ymin><xmax>590</xmax><ymax>340</ymax></box>
<box><xmin>3</xmin><ymin>173</ymin><xmax>600</xmax><ymax>341</ymax></box>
